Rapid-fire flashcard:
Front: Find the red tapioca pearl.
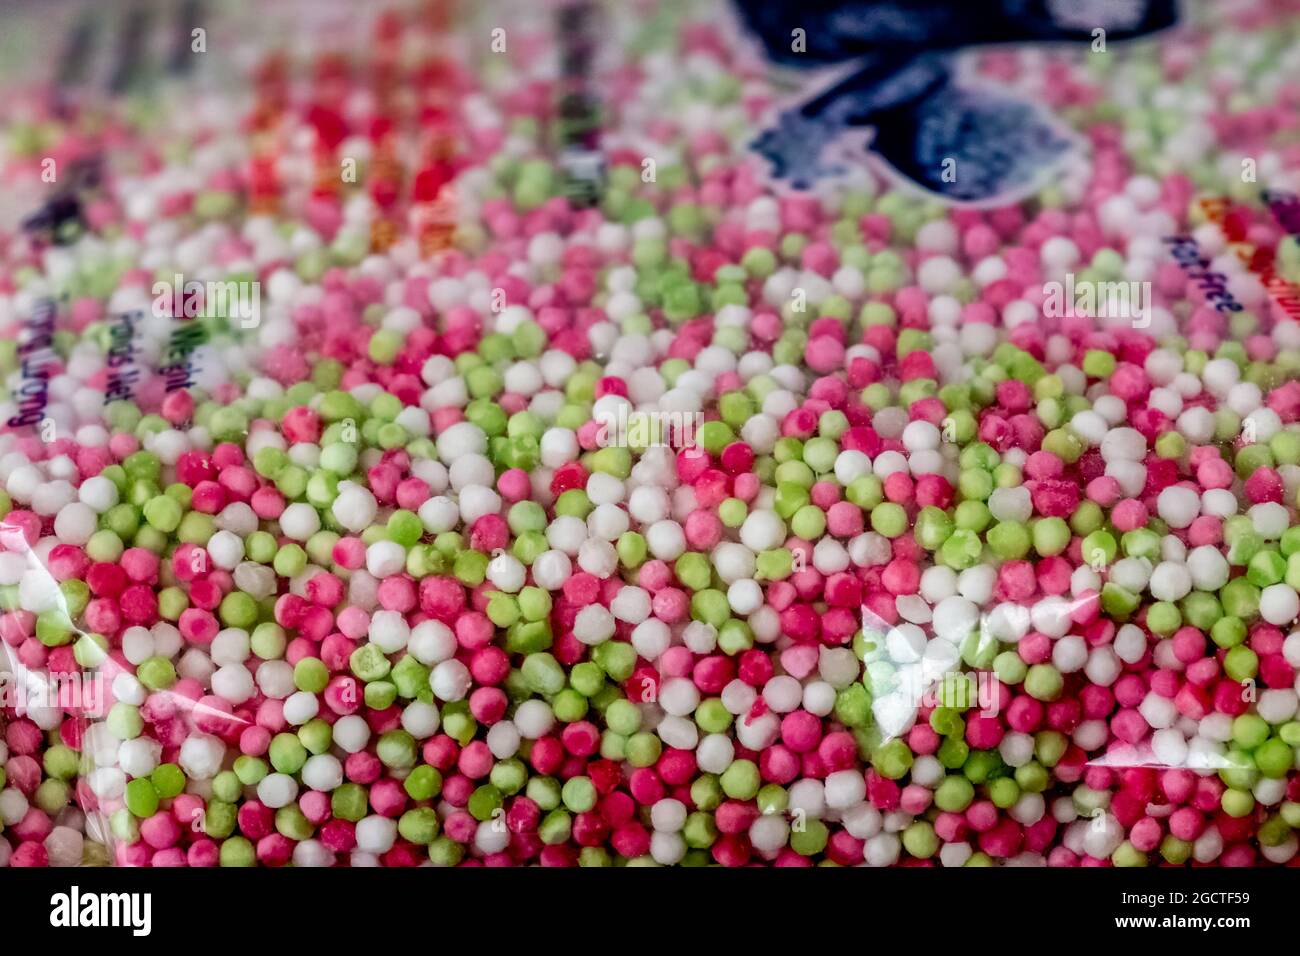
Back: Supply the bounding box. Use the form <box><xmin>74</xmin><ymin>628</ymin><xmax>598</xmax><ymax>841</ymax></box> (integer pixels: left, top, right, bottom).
<box><xmin>780</xmin><ymin>603</ymin><xmax>821</xmax><ymax>643</ymax></box>
<box><xmin>419</xmin><ymin>576</ymin><xmax>466</xmax><ymax>620</ymax></box>
<box><xmin>493</xmin><ymin>469</ymin><xmax>528</xmax><ymax>504</ymax></box>
<box><xmin>1191</xmin><ymin>777</ymin><xmax>1225</xmax><ymax>814</ymax></box>
<box><xmin>237</xmin><ymin>801</ymin><xmax>275</xmax><ymax>841</ymax></box>
<box><xmin>363</xmin><ymin>705</ymin><xmax>402</xmax><ymax>735</ymax></box>
<box><xmin>1216</xmin><ymin>813</ymin><xmax>1259</xmax><ymax>847</ymax></box>
<box><xmin>1245</xmin><ymin>466</ymin><xmax>1285</xmax><ymax>504</ymax></box>
<box><xmin>1149</xmin><ymin>669</ymin><xmax>1180</xmax><ymax>698</ymax></box>
<box><xmin>1120</xmin><ymin>767</ymin><xmax>1160</xmax><ymax>802</ymax></box>
<box><xmin>1260</xmin><ymin>653</ymin><xmax>1295</xmax><ymax>688</ymax></box>
<box><xmin>934</xmin><ymin>811</ymin><xmax>969</xmax><ymax>844</ymax></box>
<box><xmin>420</xmin><ymin>735</ymin><xmax>458</xmax><ymax>773</ymax></box>
<box><xmin>822</xmin><ymin>572</ymin><xmax>862</xmax><ymax>608</ymax></box>
<box><xmin>1024</xmin><ymin>816</ymin><xmax>1059</xmax><ymax>855</ymax></box>
<box><xmin>119</xmin><ymin>585</ymin><xmax>159</xmax><ymax>625</ymax></box>
<box><xmin>0</xmin><ymin>610</ymin><xmax>33</xmax><ymax>647</ymax></box>
<box><xmin>962</xmin><ymin>800</ymin><xmax>999</xmax><ymax>834</ymax></box>
<box><xmin>1046</xmin><ymin>698</ymin><xmax>1082</xmax><ymax>732</ymax></box>
<box><xmin>87</xmin><ymin>561</ymin><xmax>128</xmax><ymax>598</ymax></box>
<box><xmin>217</xmin><ymin>466</ymin><xmax>258</xmax><ymax>502</ymax></box>
<box><xmin>1212</xmin><ymin>679</ymin><xmax>1251</xmax><ymax>715</ymax></box>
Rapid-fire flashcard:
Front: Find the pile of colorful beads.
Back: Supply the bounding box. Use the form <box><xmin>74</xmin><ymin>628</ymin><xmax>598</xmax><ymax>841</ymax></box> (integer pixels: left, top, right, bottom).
<box><xmin>4</xmin><ymin>0</ymin><xmax>1300</xmax><ymax>868</ymax></box>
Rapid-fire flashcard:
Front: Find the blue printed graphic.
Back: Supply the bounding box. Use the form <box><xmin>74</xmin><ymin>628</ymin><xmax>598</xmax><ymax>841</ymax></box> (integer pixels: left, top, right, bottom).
<box><xmin>735</xmin><ymin>0</ymin><xmax>1179</xmax><ymax>205</ymax></box>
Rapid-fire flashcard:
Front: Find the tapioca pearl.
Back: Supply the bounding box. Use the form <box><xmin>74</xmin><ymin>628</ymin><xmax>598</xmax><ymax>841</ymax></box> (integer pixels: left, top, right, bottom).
<box><xmin>834</xmin><ymin>449</ymin><xmax>872</xmax><ymax>486</ymax></box>
<box><xmin>930</xmin><ymin>595</ymin><xmax>979</xmax><ymax>645</ymax></box>
<box><xmin>812</xmin><ymin>538</ymin><xmax>850</xmax><ymax>576</ymax></box>
<box><xmin>1201</xmin><ymin>357</ymin><xmax>1241</xmax><ymax>398</ymax></box>
<box><xmin>77</xmin><ymin>474</ymin><xmax>119</xmax><ymax>513</ymax></box>
<box><xmin>178</xmin><ymin>733</ymin><xmax>225</xmax><ymax>780</ymax></box>
<box><xmin>353</xmin><ymin>815</ymin><xmax>397</xmax><ymax>855</ymax></box>
<box><xmin>657</xmin><ymin>715</ymin><xmax>699</xmax><ymax>751</ymax></box>
<box><xmin>816</xmin><ymin>647</ymin><xmax>860</xmax><ymax>690</ymax></box>
<box><xmin>740</xmin><ymin>413</ymin><xmax>780</xmax><ymax>455</ymax></box>
<box><xmin>1254</xmin><ymin>776</ymin><xmax>1288</xmax><ymax>808</ymax></box>
<box><xmin>956</xmin><ymin>565</ymin><xmax>996</xmax><ymax>605</ymax></box>
<box><xmin>1107</xmin><ymin>558</ymin><xmax>1151</xmax><ymax>594</ymax></box>
<box><xmin>1092</xmin><ymin>394</ymin><xmax>1128</xmax><ymax>425</ymax></box>
<box><xmin>296</xmin><ymin>753</ymin><xmax>344</xmax><ymax>793</ymax></box>
<box><xmin>735</xmin><ymin>711</ymin><xmax>780</xmax><ymax>751</ymax></box>
<box><xmin>1002</xmin><ymin>299</ymin><xmax>1039</xmax><ymax>329</ymax></box>
<box><xmin>762</xmin><ymin>388</ymin><xmax>799</xmax><ymax>419</ymax></box>
<box><xmin>87</xmin><ymin>768</ymin><xmax>125</xmax><ymax>801</ymax></box>
<box><xmin>1068</xmin><ymin>410</ymin><xmax>1109</xmax><ymax>446</ymax></box>
<box><xmin>801</xmin><ymin>680</ymin><xmax>836</xmax><ymax>717</ymax></box>
<box><xmin>577</xmin><ymin>539</ymin><xmax>618</xmax><ymax>578</ymax></box>
<box><xmin>1100</xmin><ymin>426</ymin><xmax>1147</xmax><ymax>462</ymax></box>
<box><xmin>904</xmin><ymin>421</ymin><xmax>946</xmax><ymax>455</ymax></box>
<box><xmin>1138</xmin><ymin>690</ymin><xmax>1179</xmax><ymax>730</ymax></box>
<box><xmin>118</xmin><ymin>736</ymin><xmax>162</xmax><ymax>779</ymax></box>
<box><xmin>960</xmin><ymin>322</ymin><xmax>999</xmax><ymax>356</ymax></box>
<box><xmin>52</xmin><ymin>496</ymin><xmax>98</xmax><ymax>541</ymax></box>
<box><xmin>1009</xmin><ymin>792</ymin><xmax>1046</xmax><ymax>827</ymax></box>
<box><xmin>121</xmin><ymin>626</ymin><xmax>156</xmax><ymax>666</ymax></box>
<box><xmin>1148</xmin><ymin>562</ymin><xmax>1192</xmax><ymax>602</ymax></box>
<box><xmin>761</xmin><ymin>675</ymin><xmax>804</xmax><ymax>714</ymax></box>
<box><xmin>1156</xmin><ymin>484</ymin><xmax>1201</xmax><ymax>530</ymax></box>
<box><xmin>84</xmin><ymin>723</ymin><xmax>121</xmax><ymax>768</ymax></box>
<box><xmin>657</xmin><ymin>677</ymin><xmax>700</xmax><ymax>718</ymax></box>
<box><xmin>1030</xmin><ymin>596</ymin><xmax>1072</xmax><ymax>639</ymax></box>
<box><xmin>281</xmin><ymin>690</ymin><xmax>319</xmax><ymax>726</ymax></box>
<box><xmin>449</xmin><ymin>454</ymin><xmax>495</xmax><ymax>493</ymax></box>
<box><xmin>1187</xmin><ymin>545</ymin><xmax>1231</xmax><ymax>590</ymax></box>
<box><xmin>630</xmin><ymin>619</ymin><xmax>671</xmax><ymax>662</ymax></box>
<box><xmin>333</xmin><ymin>715</ymin><xmax>371</xmax><ymax>754</ymax></box>
<box><xmin>864</xmin><ymin>832</ymin><xmax>902</xmax><ymax>867</ymax></box>
<box><xmin>252</xmin><ymin>658</ymin><xmax>293</xmax><ymax>701</ymax></box>
<box><xmin>987</xmin><ymin>486</ymin><xmax>1032</xmax><ymax>523</ymax></box>
<box><xmin>1200</xmin><ymin>488</ymin><xmax>1237</xmax><ymax>518</ymax></box>
<box><xmin>897</xmin><ymin>595</ymin><xmax>932</xmax><ymax>626</ymax></box>
<box><xmin>545</xmin><ymin>515</ymin><xmax>587</xmax><ymax>556</ymax></box>
<box><xmin>364</xmin><ymin>540</ymin><xmax>406</xmax><ymax>579</ymax></box>
<box><xmin>1258</xmin><ymin>689</ymin><xmax>1299</xmax><ymax>724</ymax></box>
<box><xmin>695</xmin><ymin>732</ymin><xmax>735</xmax><ymax>776</ymax></box>
<box><xmin>1251</xmin><ymin>502</ymin><xmax>1290</xmax><ymax>540</ymax></box>
<box><xmin>1052</xmin><ymin>636</ymin><xmax>1088</xmax><ymax>674</ymax></box>
<box><xmin>884</xmin><ymin>623</ymin><xmax>927</xmax><ymax>664</ymax></box>
<box><xmin>1198</xmin><ymin>712</ymin><xmax>1235</xmax><ymax>743</ymax></box>
<box><xmin>1070</xmin><ymin>565</ymin><xmax>1102</xmax><ymax>597</ymax></box>
<box><xmin>983</xmin><ymin>602</ymin><xmax>1029</xmax><ymax>644</ymax></box>
<box><xmin>1112</xmin><ymin>624</ymin><xmax>1148</xmax><ymax>665</ymax></box>
<box><xmin>997</xmin><ymin>731</ymin><xmax>1036</xmax><ymax>769</ymax></box>
<box><xmin>785</xmin><ymin>777</ymin><xmax>827</xmax><ymax>820</ymax></box>
<box><xmin>1242</xmin><ymin>407</ymin><xmax>1283</xmax><ymax>444</ymax></box>
<box><xmin>737</xmin><ymin>351</ymin><xmax>775</xmax><ymax>382</ymax></box>
<box><xmin>400</xmin><ymin>697</ymin><xmax>441</xmax><ymax>743</ymax></box>
<box><xmin>430</xmin><ymin>659</ymin><xmax>473</xmax><ymax>702</ymax></box>
<box><xmin>872</xmin><ymin>408</ymin><xmax>909</xmax><ymax>441</ymax></box>
<box><xmin>1146</xmin><ymin>387</ymin><xmax>1183</xmax><ymax>419</ymax></box>
<box><xmin>31</xmin><ymin>479</ymin><xmax>76</xmax><ymax>516</ymax></box>
<box><xmin>1260</xmin><ymin>584</ymin><xmax>1300</xmax><ymax>626</ymax></box>
<box><xmin>1185</xmin><ymin>736</ymin><xmax>1227</xmax><ymax>772</ymax></box>
<box><xmin>587</xmin><ymin>503</ymin><xmax>630</xmax><ymax>542</ymax></box>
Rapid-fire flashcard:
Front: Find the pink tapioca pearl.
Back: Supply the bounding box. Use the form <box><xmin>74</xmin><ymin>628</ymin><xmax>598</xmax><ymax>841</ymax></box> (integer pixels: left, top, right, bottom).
<box><xmin>651</xmin><ymin>587</ymin><xmax>688</xmax><ymax>622</ymax></box>
<box><xmin>1110</xmin><ymin>498</ymin><xmax>1149</xmax><ymax>532</ymax></box>
<box><xmin>1187</xmin><ymin>515</ymin><xmax>1222</xmax><ymax>546</ymax></box>
<box><xmin>900</xmin><ymin>784</ymin><xmax>932</xmax><ymax>815</ymax></box>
